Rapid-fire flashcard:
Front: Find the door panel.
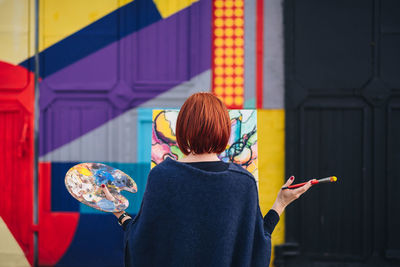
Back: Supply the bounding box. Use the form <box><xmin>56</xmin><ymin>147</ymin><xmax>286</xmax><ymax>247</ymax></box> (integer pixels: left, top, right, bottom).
<box><xmin>0</xmin><ymin>3</ymin><xmax>35</xmax><ymax>261</ymax></box>
<box><xmin>298</xmin><ymin>100</ymin><xmax>372</xmax><ymax>260</ymax></box>
<box><xmin>387</xmin><ymin>99</ymin><xmax>400</xmax><ymax>260</ymax></box>
<box><xmin>293</xmin><ymin>0</ymin><xmax>372</xmax><ymax>90</ymax></box>
<box><xmin>0</xmin><ymin>101</ymin><xmax>34</xmax><ymax>264</ymax></box>
<box><xmin>282</xmin><ymin>0</ymin><xmax>400</xmax><ymax>266</ymax></box>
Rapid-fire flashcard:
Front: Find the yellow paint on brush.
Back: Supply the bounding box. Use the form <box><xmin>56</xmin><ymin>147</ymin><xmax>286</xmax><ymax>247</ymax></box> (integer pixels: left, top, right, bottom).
<box><xmin>153</xmin><ymin>0</ymin><xmax>199</xmax><ymax>18</ymax></box>
<box><xmin>257</xmin><ymin>109</ymin><xmax>285</xmax><ymax>267</ymax></box>
<box><xmin>331</xmin><ymin>176</ymin><xmax>337</xmax><ymax>182</ymax></box>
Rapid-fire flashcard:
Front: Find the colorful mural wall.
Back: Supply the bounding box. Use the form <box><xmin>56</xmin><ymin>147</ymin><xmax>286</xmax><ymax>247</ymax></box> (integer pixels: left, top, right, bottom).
<box><xmin>0</xmin><ymin>0</ymin><xmax>285</xmax><ymax>266</ymax></box>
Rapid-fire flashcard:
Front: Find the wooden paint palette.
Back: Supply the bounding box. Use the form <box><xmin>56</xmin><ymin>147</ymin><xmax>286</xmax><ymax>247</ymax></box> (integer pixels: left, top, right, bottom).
<box><xmin>65</xmin><ymin>163</ymin><xmax>137</xmax><ymax>212</ymax></box>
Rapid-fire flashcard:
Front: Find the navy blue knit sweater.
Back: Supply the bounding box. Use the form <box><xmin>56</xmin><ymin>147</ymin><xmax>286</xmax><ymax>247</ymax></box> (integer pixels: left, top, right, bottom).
<box><xmin>123</xmin><ymin>157</ymin><xmax>279</xmax><ymax>267</ymax></box>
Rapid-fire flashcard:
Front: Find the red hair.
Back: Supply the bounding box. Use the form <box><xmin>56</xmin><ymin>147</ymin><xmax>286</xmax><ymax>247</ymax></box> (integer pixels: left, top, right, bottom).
<box><xmin>176</xmin><ymin>92</ymin><xmax>231</xmax><ymax>155</ymax></box>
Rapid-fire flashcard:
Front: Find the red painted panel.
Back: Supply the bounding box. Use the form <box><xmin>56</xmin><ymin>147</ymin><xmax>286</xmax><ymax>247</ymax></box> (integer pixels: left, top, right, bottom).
<box><xmin>0</xmin><ymin>61</ymin><xmax>32</xmax><ymax>91</ymax></box>
<box><xmin>0</xmin><ymin>62</ymin><xmax>79</xmax><ymax>265</ymax></box>
<box><xmin>38</xmin><ymin>162</ymin><xmax>79</xmax><ymax>266</ymax></box>
<box><xmin>0</xmin><ymin>61</ymin><xmax>35</xmax><ymax>264</ymax></box>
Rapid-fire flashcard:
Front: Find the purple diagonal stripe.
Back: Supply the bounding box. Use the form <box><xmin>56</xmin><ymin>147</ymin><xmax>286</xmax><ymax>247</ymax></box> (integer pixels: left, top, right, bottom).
<box><xmin>39</xmin><ymin>0</ymin><xmax>211</xmax><ymax>156</ymax></box>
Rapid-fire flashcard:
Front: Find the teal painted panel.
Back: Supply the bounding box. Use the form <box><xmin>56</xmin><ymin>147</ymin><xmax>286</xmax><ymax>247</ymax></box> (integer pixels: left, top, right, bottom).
<box><xmin>80</xmin><ymin>202</ymin><xmax>103</xmax><ymax>214</ymax></box>
<box><xmin>244</xmin><ymin>98</ymin><xmax>256</xmax><ymax>109</ymax></box>
<box><xmin>137</xmin><ymin>108</ymin><xmax>154</xmax><ymax>163</ymax></box>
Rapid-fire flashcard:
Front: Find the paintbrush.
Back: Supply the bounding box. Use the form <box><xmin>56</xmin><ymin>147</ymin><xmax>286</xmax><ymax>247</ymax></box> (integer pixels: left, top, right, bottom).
<box><xmin>282</xmin><ymin>176</ymin><xmax>337</xmax><ymax>190</ymax></box>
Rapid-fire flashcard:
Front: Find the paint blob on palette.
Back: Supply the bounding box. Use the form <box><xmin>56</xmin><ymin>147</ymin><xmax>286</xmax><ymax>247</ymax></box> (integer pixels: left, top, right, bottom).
<box><xmin>151</xmin><ymin>109</ymin><xmax>258</xmax><ymax>182</ymax></box>
<box><xmin>65</xmin><ymin>163</ymin><xmax>138</xmax><ymax>212</ymax></box>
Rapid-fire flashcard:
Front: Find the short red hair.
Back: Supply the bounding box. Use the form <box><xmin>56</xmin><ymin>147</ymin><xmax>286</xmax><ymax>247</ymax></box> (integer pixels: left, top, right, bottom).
<box><xmin>176</xmin><ymin>92</ymin><xmax>231</xmax><ymax>155</ymax></box>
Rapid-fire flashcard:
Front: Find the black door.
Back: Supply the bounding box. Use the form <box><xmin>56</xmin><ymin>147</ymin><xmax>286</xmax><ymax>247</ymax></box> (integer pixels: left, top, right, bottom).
<box><xmin>280</xmin><ymin>0</ymin><xmax>400</xmax><ymax>266</ymax></box>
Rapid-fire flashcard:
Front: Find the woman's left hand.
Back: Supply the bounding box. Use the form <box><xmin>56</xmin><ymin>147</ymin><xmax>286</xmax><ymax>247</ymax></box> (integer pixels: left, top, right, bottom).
<box><xmin>271</xmin><ymin>176</ymin><xmax>313</xmax><ymax>216</ymax></box>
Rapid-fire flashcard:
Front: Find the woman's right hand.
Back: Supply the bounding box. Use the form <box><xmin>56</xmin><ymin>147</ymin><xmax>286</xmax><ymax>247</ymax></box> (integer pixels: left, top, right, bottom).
<box><xmin>271</xmin><ymin>176</ymin><xmax>313</xmax><ymax>216</ymax></box>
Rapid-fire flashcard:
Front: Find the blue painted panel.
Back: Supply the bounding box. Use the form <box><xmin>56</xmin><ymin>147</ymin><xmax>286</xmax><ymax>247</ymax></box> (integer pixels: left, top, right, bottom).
<box><xmin>51</xmin><ymin>162</ymin><xmax>80</xmax><ymax>212</ymax></box>
<box><xmin>56</xmin><ymin>214</ymin><xmax>124</xmax><ymax>267</ymax></box>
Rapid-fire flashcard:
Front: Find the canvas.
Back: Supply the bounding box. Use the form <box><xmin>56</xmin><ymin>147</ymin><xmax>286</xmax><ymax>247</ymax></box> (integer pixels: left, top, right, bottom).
<box><xmin>151</xmin><ymin>109</ymin><xmax>258</xmax><ymax>181</ymax></box>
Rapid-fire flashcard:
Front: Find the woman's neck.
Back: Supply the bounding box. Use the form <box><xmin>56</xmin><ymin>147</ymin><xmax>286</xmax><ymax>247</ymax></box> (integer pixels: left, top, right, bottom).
<box><xmin>179</xmin><ymin>153</ymin><xmax>220</xmax><ymax>163</ymax></box>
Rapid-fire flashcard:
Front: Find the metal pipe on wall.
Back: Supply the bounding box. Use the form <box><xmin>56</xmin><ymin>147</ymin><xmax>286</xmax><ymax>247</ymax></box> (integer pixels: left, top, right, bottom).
<box><xmin>33</xmin><ymin>0</ymin><xmax>39</xmax><ymax>266</ymax></box>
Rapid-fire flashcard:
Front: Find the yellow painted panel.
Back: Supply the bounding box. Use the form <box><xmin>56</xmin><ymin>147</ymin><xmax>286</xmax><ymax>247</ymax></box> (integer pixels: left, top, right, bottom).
<box><xmin>0</xmin><ymin>0</ymin><xmax>35</xmax><ymax>65</ymax></box>
<box><xmin>257</xmin><ymin>109</ymin><xmax>285</xmax><ymax>267</ymax></box>
<box><xmin>40</xmin><ymin>0</ymin><xmax>134</xmax><ymax>51</ymax></box>
<box><xmin>0</xmin><ymin>217</ymin><xmax>30</xmax><ymax>267</ymax></box>
<box><xmin>153</xmin><ymin>0</ymin><xmax>198</xmax><ymax>18</ymax></box>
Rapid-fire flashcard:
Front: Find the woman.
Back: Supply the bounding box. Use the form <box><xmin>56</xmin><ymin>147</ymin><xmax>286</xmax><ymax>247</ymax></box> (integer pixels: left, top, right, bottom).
<box><xmin>105</xmin><ymin>92</ymin><xmax>312</xmax><ymax>267</ymax></box>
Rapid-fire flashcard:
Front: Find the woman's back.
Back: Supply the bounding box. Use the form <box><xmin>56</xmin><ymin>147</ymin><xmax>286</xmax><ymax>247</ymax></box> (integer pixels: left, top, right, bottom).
<box><xmin>124</xmin><ymin>157</ymin><xmax>271</xmax><ymax>267</ymax></box>
<box><xmin>109</xmin><ymin>92</ymin><xmax>310</xmax><ymax>267</ymax></box>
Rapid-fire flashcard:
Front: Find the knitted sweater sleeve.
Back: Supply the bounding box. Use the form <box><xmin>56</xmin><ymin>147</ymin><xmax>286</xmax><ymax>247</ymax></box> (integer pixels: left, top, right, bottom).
<box><xmin>263</xmin><ymin>209</ymin><xmax>280</xmax><ymax>235</ymax></box>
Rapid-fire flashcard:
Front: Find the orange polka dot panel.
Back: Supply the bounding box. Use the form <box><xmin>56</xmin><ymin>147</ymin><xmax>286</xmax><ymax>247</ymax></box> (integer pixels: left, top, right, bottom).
<box><xmin>212</xmin><ymin>0</ymin><xmax>244</xmax><ymax>109</ymax></box>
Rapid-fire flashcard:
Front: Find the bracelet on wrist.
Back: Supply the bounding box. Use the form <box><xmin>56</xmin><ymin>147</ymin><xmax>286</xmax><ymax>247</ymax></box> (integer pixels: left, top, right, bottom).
<box><xmin>117</xmin><ymin>212</ymin><xmax>131</xmax><ymax>226</ymax></box>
